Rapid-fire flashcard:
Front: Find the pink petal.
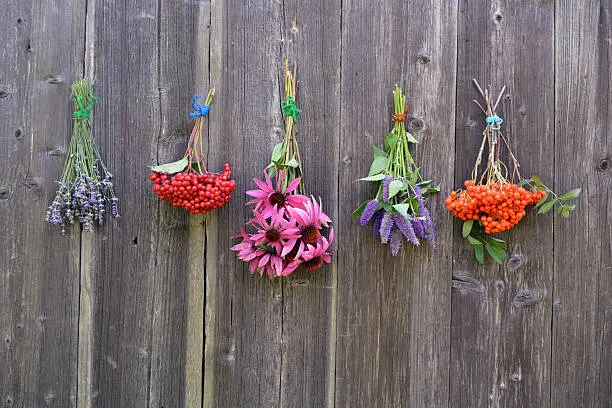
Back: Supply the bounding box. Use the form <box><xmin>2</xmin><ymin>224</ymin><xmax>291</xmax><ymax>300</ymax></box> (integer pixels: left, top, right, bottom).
<box><xmin>286</xmin><ymin>177</ymin><xmax>302</xmax><ymax>193</ymax></box>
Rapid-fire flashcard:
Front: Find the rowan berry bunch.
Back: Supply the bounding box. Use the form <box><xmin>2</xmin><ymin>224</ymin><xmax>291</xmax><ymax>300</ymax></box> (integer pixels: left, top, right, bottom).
<box><xmin>446</xmin><ymin>180</ymin><xmax>546</xmax><ymax>234</ymax></box>
<box><xmin>150</xmin><ymin>164</ymin><xmax>236</xmax><ymax>214</ymax></box>
<box><xmin>150</xmin><ymin>90</ymin><xmax>236</xmax><ymax>215</ymax></box>
<box><xmin>446</xmin><ymin>80</ymin><xmax>580</xmax><ymax>264</ymax></box>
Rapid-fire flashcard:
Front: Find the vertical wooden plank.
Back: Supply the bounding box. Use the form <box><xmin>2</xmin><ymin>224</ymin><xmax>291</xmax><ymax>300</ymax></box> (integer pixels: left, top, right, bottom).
<box><xmin>553</xmin><ymin>1</ymin><xmax>612</xmax><ymax>407</ymax></box>
<box><xmin>278</xmin><ymin>2</ymin><xmax>340</xmax><ymax>407</ymax></box>
<box><xmin>86</xmin><ymin>1</ymin><xmax>207</xmax><ymax>406</ymax></box>
<box><xmin>88</xmin><ymin>1</ymin><xmax>160</xmax><ymax>405</ymax></box>
<box><xmin>451</xmin><ymin>1</ymin><xmax>555</xmax><ymax>407</ymax></box>
<box><xmin>205</xmin><ymin>1</ymin><xmax>284</xmax><ymax>407</ymax></box>
<box><xmin>0</xmin><ymin>1</ymin><xmax>84</xmax><ymax>407</ymax></box>
<box><xmin>336</xmin><ymin>1</ymin><xmax>456</xmax><ymax>406</ymax></box>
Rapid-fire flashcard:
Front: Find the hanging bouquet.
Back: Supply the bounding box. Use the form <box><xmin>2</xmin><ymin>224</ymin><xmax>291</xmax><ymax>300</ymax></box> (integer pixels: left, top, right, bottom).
<box><xmin>149</xmin><ymin>90</ymin><xmax>236</xmax><ymax>214</ymax></box>
<box><xmin>232</xmin><ymin>61</ymin><xmax>334</xmax><ymax>278</ymax></box>
<box><xmin>445</xmin><ymin>80</ymin><xmax>580</xmax><ymax>264</ymax></box>
<box><xmin>46</xmin><ymin>78</ymin><xmax>119</xmax><ymax>234</ymax></box>
<box><xmin>353</xmin><ymin>86</ymin><xmax>439</xmax><ymax>255</ymax></box>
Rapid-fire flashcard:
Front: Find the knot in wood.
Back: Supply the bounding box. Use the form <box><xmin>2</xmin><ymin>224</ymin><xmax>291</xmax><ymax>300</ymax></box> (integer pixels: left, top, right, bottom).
<box><xmin>417</xmin><ymin>52</ymin><xmax>432</xmax><ymax>64</ymax></box>
<box><xmin>409</xmin><ymin>117</ymin><xmax>425</xmax><ymax>133</ymax></box>
<box><xmin>24</xmin><ymin>178</ymin><xmax>40</xmax><ymax>190</ymax></box>
<box><xmin>45</xmin><ymin>75</ymin><xmax>64</xmax><ymax>85</ymax></box>
<box><xmin>507</xmin><ymin>254</ymin><xmax>525</xmax><ymax>271</ymax></box>
<box><xmin>0</xmin><ymin>188</ymin><xmax>11</xmax><ymax>200</ymax></box>
<box><xmin>512</xmin><ymin>289</ymin><xmax>544</xmax><ymax>308</ymax></box>
<box><xmin>14</xmin><ymin>128</ymin><xmax>23</xmax><ymax>140</ymax></box>
<box><xmin>598</xmin><ymin>156</ymin><xmax>610</xmax><ymax>172</ymax></box>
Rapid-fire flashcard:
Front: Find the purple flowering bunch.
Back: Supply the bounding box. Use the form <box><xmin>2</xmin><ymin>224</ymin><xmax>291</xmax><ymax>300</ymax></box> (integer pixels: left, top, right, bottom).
<box><xmin>46</xmin><ymin>78</ymin><xmax>119</xmax><ymax>234</ymax></box>
<box><xmin>353</xmin><ymin>86</ymin><xmax>438</xmax><ymax>255</ymax></box>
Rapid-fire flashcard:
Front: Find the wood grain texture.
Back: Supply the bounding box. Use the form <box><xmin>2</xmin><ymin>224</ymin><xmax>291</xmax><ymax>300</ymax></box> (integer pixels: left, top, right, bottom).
<box><xmin>451</xmin><ymin>1</ymin><xmax>555</xmax><ymax>407</ymax></box>
<box><xmin>553</xmin><ymin>1</ymin><xmax>612</xmax><ymax>407</ymax></box>
<box><xmin>205</xmin><ymin>1</ymin><xmax>285</xmax><ymax>406</ymax></box>
<box><xmin>88</xmin><ymin>1</ymin><xmax>204</xmax><ymax>406</ymax></box>
<box><xmin>335</xmin><ymin>1</ymin><xmax>456</xmax><ymax>406</ymax></box>
<box><xmin>0</xmin><ymin>1</ymin><xmax>84</xmax><ymax>407</ymax></box>
<box><xmin>278</xmin><ymin>1</ymin><xmax>340</xmax><ymax>407</ymax></box>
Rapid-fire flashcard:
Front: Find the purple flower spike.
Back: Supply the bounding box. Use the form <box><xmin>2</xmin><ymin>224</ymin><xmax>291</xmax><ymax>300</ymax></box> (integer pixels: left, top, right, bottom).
<box><xmin>390</xmin><ymin>227</ymin><xmax>403</xmax><ymax>256</ymax></box>
<box><xmin>380</xmin><ymin>212</ymin><xmax>394</xmax><ymax>244</ymax></box>
<box><xmin>382</xmin><ymin>175</ymin><xmax>392</xmax><ymax>202</ymax></box>
<box><xmin>372</xmin><ymin>211</ymin><xmax>384</xmax><ymax>236</ymax></box>
<box><xmin>412</xmin><ymin>219</ymin><xmax>426</xmax><ymax>238</ymax></box>
<box><xmin>394</xmin><ymin>213</ymin><xmax>419</xmax><ymax>246</ymax></box>
<box><xmin>360</xmin><ymin>199</ymin><xmax>379</xmax><ymax>226</ymax></box>
<box><xmin>419</xmin><ymin>202</ymin><xmax>437</xmax><ymax>250</ymax></box>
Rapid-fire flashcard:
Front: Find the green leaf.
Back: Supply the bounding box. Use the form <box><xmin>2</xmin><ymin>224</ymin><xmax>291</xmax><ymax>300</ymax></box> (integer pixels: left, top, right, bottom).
<box><xmin>531</xmin><ymin>175</ymin><xmax>543</xmax><ymax>186</ymax></box>
<box><xmin>558</xmin><ymin>188</ymin><xmax>581</xmax><ymax>201</ymax></box>
<box><xmin>410</xmin><ymin>168</ymin><xmax>420</xmax><ymax>184</ymax></box>
<box><xmin>388</xmin><ymin>179</ymin><xmax>403</xmax><ymax>199</ymax></box>
<box><xmin>487</xmin><ymin>238</ymin><xmax>505</xmax><ymax>248</ymax></box>
<box><xmin>368</xmin><ymin>156</ymin><xmax>388</xmax><ymax>176</ymax></box>
<box><xmin>462</xmin><ymin>219</ymin><xmax>474</xmax><ymax>238</ymax></box>
<box><xmin>535</xmin><ymin>193</ymin><xmax>549</xmax><ymax>208</ymax></box>
<box><xmin>563</xmin><ymin>204</ymin><xmax>576</xmax><ymax>211</ymax></box>
<box><xmin>518</xmin><ymin>178</ymin><xmax>532</xmax><ymax>187</ymax></box>
<box><xmin>384</xmin><ymin>133</ymin><xmax>398</xmax><ymax>150</ymax></box>
<box><xmin>474</xmin><ymin>244</ymin><xmax>485</xmax><ymax>264</ymax></box>
<box><xmin>406</xmin><ymin>131</ymin><xmax>419</xmax><ymax>143</ymax></box>
<box><xmin>425</xmin><ymin>184</ymin><xmax>441</xmax><ymax>194</ymax></box>
<box><xmin>381</xmin><ymin>201</ymin><xmax>394</xmax><ymax>213</ymax></box>
<box><xmin>352</xmin><ymin>201</ymin><xmax>368</xmax><ymax>217</ymax></box>
<box><xmin>407</xmin><ymin>197</ymin><xmax>420</xmax><ymax>214</ymax></box>
<box><xmin>372</xmin><ymin>144</ymin><xmax>388</xmax><ymax>159</ymax></box>
<box><xmin>359</xmin><ymin>173</ymin><xmax>386</xmax><ymax>182</ymax></box>
<box><xmin>285</xmin><ymin>158</ymin><xmax>299</xmax><ymax>168</ymax></box>
<box><xmin>485</xmin><ymin>242</ymin><xmax>507</xmax><ymax>264</ymax></box>
<box><xmin>467</xmin><ymin>235</ymin><xmax>482</xmax><ymax>246</ymax></box>
<box><xmin>416</xmin><ymin>180</ymin><xmax>434</xmax><ymax>187</ymax></box>
<box><xmin>150</xmin><ymin>157</ymin><xmax>189</xmax><ymax>174</ymax></box>
<box><xmin>271</xmin><ymin>142</ymin><xmax>284</xmax><ymax>164</ymax></box>
<box><xmin>393</xmin><ymin>203</ymin><xmax>413</xmax><ymax>220</ymax></box>
<box><xmin>538</xmin><ymin>197</ymin><xmax>559</xmax><ymax>214</ymax></box>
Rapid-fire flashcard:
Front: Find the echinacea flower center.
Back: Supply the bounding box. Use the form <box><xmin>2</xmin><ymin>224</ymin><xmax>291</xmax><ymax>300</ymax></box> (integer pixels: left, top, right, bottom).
<box><xmin>269</xmin><ymin>192</ymin><xmax>286</xmax><ymax>207</ymax></box>
<box><xmin>300</xmin><ymin>225</ymin><xmax>320</xmax><ymax>244</ymax></box>
<box><xmin>265</xmin><ymin>228</ymin><xmax>281</xmax><ymax>242</ymax></box>
<box><xmin>302</xmin><ymin>256</ymin><xmax>324</xmax><ymax>271</ymax></box>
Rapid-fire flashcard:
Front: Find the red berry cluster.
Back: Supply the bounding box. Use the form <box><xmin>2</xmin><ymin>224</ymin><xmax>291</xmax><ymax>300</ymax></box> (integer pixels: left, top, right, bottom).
<box><xmin>445</xmin><ymin>180</ymin><xmax>546</xmax><ymax>234</ymax></box>
<box><xmin>150</xmin><ymin>163</ymin><xmax>237</xmax><ymax>214</ymax></box>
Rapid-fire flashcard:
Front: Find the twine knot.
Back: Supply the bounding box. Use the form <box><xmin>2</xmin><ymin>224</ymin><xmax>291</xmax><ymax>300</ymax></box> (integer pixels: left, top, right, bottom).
<box><xmin>73</xmin><ymin>96</ymin><xmax>98</xmax><ymax>120</ymax></box>
<box><xmin>189</xmin><ymin>94</ymin><xmax>210</xmax><ymax>118</ymax></box>
<box><xmin>282</xmin><ymin>95</ymin><xmax>301</xmax><ymax>121</ymax></box>
<box><xmin>486</xmin><ymin>114</ymin><xmax>503</xmax><ymax>131</ymax></box>
<box><xmin>393</xmin><ymin>105</ymin><xmax>408</xmax><ymax>123</ymax></box>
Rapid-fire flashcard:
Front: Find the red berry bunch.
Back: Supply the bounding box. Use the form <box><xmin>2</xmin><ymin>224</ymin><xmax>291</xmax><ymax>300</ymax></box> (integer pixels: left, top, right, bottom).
<box><xmin>150</xmin><ymin>163</ymin><xmax>236</xmax><ymax>214</ymax></box>
<box><xmin>445</xmin><ymin>180</ymin><xmax>546</xmax><ymax>234</ymax></box>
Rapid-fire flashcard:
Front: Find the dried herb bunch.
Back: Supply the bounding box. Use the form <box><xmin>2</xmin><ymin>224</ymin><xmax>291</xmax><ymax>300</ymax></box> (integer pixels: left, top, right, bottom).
<box><xmin>46</xmin><ymin>78</ymin><xmax>119</xmax><ymax>234</ymax></box>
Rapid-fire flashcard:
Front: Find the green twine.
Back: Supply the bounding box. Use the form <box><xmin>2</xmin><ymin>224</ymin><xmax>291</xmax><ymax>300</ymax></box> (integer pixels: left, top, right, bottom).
<box><xmin>73</xmin><ymin>96</ymin><xmax>98</xmax><ymax>120</ymax></box>
<box><xmin>282</xmin><ymin>95</ymin><xmax>301</xmax><ymax>121</ymax></box>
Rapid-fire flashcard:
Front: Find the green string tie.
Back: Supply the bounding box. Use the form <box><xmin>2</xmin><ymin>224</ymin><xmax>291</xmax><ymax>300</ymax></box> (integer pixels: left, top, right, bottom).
<box><xmin>73</xmin><ymin>96</ymin><xmax>98</xmax><ymax>120</ymax></box>
<box><xmin>282</xmin><ymin>95</ymin><xmax>301</xmax><ymax>121</ymax></box>
<box><xmin>486</xmin><ymin>114</ymin><xmax>503</xmax><ymax>131</ymax></box>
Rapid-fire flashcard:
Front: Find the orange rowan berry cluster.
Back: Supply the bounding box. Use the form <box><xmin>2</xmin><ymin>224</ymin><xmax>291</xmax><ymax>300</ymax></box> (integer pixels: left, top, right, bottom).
<box><xmin>150</xmin><ymin>163</ymin><xmax>236</xmax><ymax>214</ymax></box>
<box><xmin>445</xmin><ymin>180</ymin><xmax>546</xmax><ymax>234</ymax></box>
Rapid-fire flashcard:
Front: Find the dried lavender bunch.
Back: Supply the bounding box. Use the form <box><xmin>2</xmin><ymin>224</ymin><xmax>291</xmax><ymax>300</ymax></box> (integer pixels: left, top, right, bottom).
<box><xmin>46</xmin><ymin>78</ymin><xmax>119</xmax><ymax>234</ymax></box>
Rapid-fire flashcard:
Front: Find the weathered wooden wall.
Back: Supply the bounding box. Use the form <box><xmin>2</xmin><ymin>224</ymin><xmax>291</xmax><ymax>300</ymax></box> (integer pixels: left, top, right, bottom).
<box><xmin>0</xmin><ymin>1</ymin><xmax>610</xmax><ymax>407</ymax></box>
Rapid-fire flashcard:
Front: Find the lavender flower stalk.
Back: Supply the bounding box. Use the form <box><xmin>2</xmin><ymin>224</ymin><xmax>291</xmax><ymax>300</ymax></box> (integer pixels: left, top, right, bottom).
<box><xmin>46</xmin><ymin>78</ymin><xmax>119</xmax><ymax>234</ymax></box>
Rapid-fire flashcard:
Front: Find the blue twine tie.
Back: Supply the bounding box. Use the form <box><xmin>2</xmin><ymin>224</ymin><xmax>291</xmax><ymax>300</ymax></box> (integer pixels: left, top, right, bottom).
<box><xmin>486</xmin><ymin>114</ymin><xmax>503</xmax><ymax>131</ymax></box>
<box><xmin>189</xmin><ymin>94</ymin><xmax>210</xmax><ymax>118</ymax></box>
